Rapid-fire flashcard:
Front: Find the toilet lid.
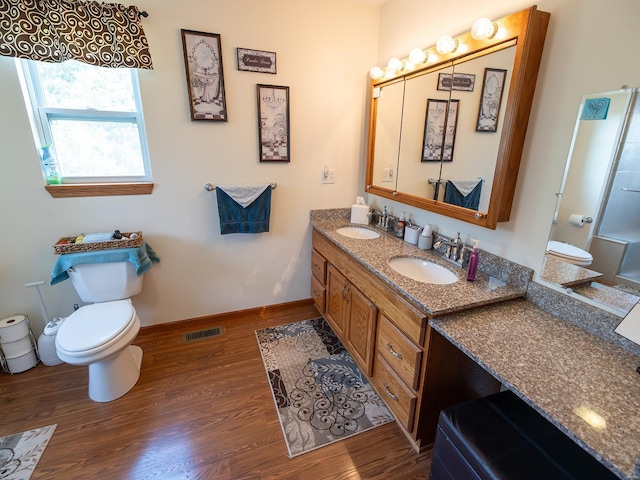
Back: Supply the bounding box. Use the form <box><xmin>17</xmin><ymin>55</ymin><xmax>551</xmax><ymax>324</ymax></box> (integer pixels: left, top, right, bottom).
<box><xmin>56</xmin><ymin>300</ymin><xmax>135</xmax><ymax>353</ymax></box>
<box><xmin>547</xmin><ymin>240</ymin><xmax>593</xmax><ymax>261</ymax></box>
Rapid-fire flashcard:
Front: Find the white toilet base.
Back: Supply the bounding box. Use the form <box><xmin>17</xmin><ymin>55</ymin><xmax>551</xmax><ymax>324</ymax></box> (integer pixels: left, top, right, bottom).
<box><xmin>88</xmin><ymin>345</ymin><xmax>143</xmax><ymax>402</ymax></box>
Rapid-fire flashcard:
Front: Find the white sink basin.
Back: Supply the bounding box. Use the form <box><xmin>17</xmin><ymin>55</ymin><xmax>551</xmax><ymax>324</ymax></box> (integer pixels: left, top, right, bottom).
<box><xmin>388</xmin><ymin>257</ymin><xmax>458</xmax><ymax>284</ymax></box>
<box><xmin>336</xmin><ymin>227</ymin><xmax>380</xmax><ymax>240</ymax></box>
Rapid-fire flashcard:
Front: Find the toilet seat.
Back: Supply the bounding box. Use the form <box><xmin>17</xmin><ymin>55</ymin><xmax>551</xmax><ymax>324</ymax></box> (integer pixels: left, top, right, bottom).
<box><xmin>547</xmin><ymin>240</ymin><xmax>593</xmax><ymax>266</ymax></box>
<box><xmin>56</xmin><ymin>300</ymin><xmax>137</xmax><ymax>357</ymax></box>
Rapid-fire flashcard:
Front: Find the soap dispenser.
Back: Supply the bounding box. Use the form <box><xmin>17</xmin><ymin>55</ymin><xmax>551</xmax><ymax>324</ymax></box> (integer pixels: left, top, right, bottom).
<box><xmin>466</xmin><ymin>239</ymin><xmax>480</xmax><ymax>282</ymax></box>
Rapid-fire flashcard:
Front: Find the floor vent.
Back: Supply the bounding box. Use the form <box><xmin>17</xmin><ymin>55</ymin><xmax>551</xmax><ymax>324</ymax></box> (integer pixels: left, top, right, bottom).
<box><xmin>183</xmin><ymin>326</ymin><xmax>224</xmax><ymax>343</ymax></box>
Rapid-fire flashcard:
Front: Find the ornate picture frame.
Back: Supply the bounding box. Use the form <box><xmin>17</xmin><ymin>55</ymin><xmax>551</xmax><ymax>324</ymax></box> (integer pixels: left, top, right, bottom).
<box><xmin>181</xmin><ymin>29</ymin><xmax>228</xmax><ymax>121</ymax></box>
<box><xmin>257</xmin><ymin>84</ymin><xmax>290</xmax><ymax>162</ymax></box>
<box><xmin>237</xmin><ymin>48</ymin><xmax>277</xmax><ymax>74</ymax></box>
<box><xmin>437</xmin><ymin>72</ymin><xmax>476</xmax><ymax>92</ymax></box>
<box><xmin>422</xmin><ymin>99</ymin><xmax>459</xmax><ymax>162</ymax></box>
<box><xmin>476</xmin><ymin>68</ymin><xmax>507</xmax><ymax>132</ymax></box>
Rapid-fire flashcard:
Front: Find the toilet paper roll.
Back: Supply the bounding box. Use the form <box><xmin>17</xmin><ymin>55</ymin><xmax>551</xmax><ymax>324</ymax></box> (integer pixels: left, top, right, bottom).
<box><xmin>569</xmin><ymin>214</ymin><xmax>586</xmax><ymax>228</ymax></box>
<box><xmin>0</xmin><ymin>314</ymin><xmax>30</xmax><ymax>343</ymax></box>
<box><xmin>0</xmin><ymin>335</ymin><xmax>33</xmax><ymax>358</ymax></box>
<box><xmin>6</xmin><ymin>349</ymin><xmax>38</xmax><ymax>374</ymax></box>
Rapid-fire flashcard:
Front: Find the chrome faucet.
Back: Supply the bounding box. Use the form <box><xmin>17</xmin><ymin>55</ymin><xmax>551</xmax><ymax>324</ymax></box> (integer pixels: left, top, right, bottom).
<box><xmin>370</xmin><ymin>207</ymin><xmax>395</xmax><ymax>233</ymax></box>
<box><xmin>434</xmin><ymin>232</ymin><xmax>467</xmax><ymax>266</ymax></box>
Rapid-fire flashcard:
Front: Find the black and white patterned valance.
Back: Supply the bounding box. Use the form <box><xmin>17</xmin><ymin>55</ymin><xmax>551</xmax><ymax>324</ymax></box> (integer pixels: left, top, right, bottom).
<box><xmin>0</xmin><ymin>0</ymin><xmax>153</xmax><ymax>69</ymax></box>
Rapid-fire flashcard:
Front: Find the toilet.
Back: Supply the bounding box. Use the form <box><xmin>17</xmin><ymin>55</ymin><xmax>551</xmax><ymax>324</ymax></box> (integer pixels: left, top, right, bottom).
<box><xmin>55</xmin><ymin>262</ymin><xmax>144</xmax><ymax>402</ymax></box>
<box><xmin>546</xmin><ymin>240</ymin><xmax>593</xmax><ymax>266</ymax></box>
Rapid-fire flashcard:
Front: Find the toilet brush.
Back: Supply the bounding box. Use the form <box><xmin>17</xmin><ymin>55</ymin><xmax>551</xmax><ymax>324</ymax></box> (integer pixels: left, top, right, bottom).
<box><xmin>25</xmin><ymin>280</ymin><xmax>50</xmax><ymax>325</ymax></box>
<box><xmin>25</xmin><ymin>280</ymin><xmax>63</xmax><ymax>366</ymax></box>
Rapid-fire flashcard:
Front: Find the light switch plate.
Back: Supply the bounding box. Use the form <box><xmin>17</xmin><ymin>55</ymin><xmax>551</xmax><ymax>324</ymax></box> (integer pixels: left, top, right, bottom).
<box><xmin>322</xmin><ymin>169</ymin><xmax>335</xmax><ymax>184</ymax></box>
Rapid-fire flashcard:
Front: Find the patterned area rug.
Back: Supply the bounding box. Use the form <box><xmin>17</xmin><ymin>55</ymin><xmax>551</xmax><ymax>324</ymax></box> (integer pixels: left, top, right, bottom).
<box><xmin>256</xmin><ymin>317</ymin><xmax>394</xmax><ymax>457</ymax></box>
<box><xmin>0</xmin><ymin>424</ymin><xmax>56</xmax><ymax>480</ymax></box>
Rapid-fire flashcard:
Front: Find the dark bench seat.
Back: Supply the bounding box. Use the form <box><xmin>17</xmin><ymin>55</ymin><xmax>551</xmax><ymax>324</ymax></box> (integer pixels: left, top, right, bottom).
<box><xmin>430</xmin><ymin>390</ymin><xmax>617</xmax><ymax>480</ymax></box>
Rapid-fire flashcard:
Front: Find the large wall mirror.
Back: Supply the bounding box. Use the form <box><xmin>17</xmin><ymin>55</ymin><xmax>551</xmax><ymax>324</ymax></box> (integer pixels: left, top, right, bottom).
<box><xmin>366</xmin><ymin>6</ymin><xmax>550</xmax><ymax>229</ymax></box>
<box><xmin>539</xmin><ymin>87</ymin><xmax>640</xmax><ymax>317</ymax></box>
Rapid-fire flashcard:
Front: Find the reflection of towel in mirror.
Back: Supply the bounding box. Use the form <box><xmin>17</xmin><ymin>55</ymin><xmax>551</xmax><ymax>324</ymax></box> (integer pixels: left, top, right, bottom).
<box><xmin>444</xmin><ymin>179</ymin><xmax>482</xmax><ymax>210</ymax></box>
<box><xmin>50</xmin><ymin>242</ymin><xmax>160</xmax><ymax>285</ymax></box>
<box><xmin>216</xmin><ymin>185</ymin><xmax>271</xmax><ymax>234</ymax></box>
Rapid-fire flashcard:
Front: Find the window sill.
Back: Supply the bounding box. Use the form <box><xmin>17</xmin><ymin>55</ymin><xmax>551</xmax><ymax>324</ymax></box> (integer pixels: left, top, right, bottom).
<box><xmin>45</xmin><ymin>183</ymin><xmax>154</xmax><ymax>198</ymax></box>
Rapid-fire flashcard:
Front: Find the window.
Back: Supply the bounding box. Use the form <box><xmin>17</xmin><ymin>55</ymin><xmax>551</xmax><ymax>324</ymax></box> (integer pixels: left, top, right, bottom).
<box><xmin>18</xmin><ymin>59</ymin><xmax>152</xmax><ymax>189</ymax></box>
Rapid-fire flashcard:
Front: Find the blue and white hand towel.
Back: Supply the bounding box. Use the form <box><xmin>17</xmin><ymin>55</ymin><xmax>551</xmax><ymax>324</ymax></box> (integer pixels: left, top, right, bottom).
<box><xmin>216</xmin><ymin>185</ymin><xmax>271</xmax><ymax>235</ymax></box>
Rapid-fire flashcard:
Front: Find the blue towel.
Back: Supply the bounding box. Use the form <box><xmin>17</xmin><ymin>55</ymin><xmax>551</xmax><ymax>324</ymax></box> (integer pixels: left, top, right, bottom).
<box><xmin>216</xmin><ymin>187</ymin><xmax>271</xmax><ymax>234</ymax></box>
<box><xmin>444</xmin><ymin>180</ymin><xmax>482</xmax><ymax>211</ymax></box>
<box><xmin>51</xmin><ymin>241</ymin><xmax>159</xmax><ymax>286</ymax></box>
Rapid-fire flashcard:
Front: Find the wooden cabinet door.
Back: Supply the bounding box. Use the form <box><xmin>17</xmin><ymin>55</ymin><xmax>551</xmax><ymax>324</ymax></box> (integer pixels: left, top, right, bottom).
<box><xmin>325</xmin><ymin>265</ymin><xmax>349</xmax><ymax>337</ymax></box>
<box><xmin>346</xmin><ymin>287</ymin><xmax>377</xmax><ymax>376</ymax></box>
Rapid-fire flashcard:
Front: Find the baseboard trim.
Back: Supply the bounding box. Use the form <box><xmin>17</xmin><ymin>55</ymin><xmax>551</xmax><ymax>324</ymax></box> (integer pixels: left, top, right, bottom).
<box><xmin>139</xmin><ymin>298</ymin><xmax>315</xmax><ymax>335</ymax></box>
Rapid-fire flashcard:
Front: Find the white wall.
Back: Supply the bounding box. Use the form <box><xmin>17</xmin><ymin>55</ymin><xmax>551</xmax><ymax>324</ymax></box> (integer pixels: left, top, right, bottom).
<box><xmin>371</xmin><ymin>0</ymin><xmax>640</xmax><ymax>269</ymax></box>
<box><xmin>0</xmin><ymin>0</ymin><xmax>379</xmax><ymax>331</ymax></box>
<box><xmin>3</xmin><ymin>0</ymin><xmax>640</xmax><ymax>334</ymax></box>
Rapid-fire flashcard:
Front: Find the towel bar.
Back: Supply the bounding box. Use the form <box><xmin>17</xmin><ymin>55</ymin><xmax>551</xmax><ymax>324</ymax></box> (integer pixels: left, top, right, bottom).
<box><xmin>428</xmin><ymin>177</ymin><xmax>484</xmax><ymax>185</ymax></box>
<box><xmin>204</xmin><ymin>182</ymin><xmax>277</xmax><ymax>191</ymax></box>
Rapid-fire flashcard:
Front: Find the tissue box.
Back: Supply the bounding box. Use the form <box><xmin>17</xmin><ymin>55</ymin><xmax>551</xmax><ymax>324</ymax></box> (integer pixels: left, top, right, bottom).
<box><xmin>351</xmin><ymin>205</ymin><xmax>370</xmax><ymax>225</ymax></box>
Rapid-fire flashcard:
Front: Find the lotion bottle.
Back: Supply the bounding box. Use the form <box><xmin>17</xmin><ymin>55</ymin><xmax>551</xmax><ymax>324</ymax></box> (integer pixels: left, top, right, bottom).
<box><xmin>397</xmin><ymin>212</ymin><xmax>406</xmax><ymax>238</ymax></box>
<box><xmin>466</xmin><ymin>239</ymin><xmax>480</xmax><ymax>282</ymax></box>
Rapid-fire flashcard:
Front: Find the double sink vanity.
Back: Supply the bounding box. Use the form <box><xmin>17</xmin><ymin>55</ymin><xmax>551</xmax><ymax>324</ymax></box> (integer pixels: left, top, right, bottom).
<box><xmin>310</xmin><ymin>208</ymin><xmax>640</xmax><ymax>480</ymax></box>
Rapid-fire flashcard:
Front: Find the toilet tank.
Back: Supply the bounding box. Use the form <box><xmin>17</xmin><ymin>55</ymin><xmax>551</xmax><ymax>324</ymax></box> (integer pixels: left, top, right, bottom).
<box><xmin>67</xmin><ymin>262</ymin><xmax>144</xmax><ymax>303</ymax></box>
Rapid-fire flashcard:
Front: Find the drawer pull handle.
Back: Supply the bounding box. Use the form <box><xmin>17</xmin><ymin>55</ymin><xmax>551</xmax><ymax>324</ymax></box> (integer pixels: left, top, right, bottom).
<box><xmin>383</xmin><ymin>383</ymin><xmax>398</xmax><ymax>401</ymax></box>
<box><xmin>387</xmin><ymin>343</ymin><xmax>403</xmax><ymax>360</ymax></box>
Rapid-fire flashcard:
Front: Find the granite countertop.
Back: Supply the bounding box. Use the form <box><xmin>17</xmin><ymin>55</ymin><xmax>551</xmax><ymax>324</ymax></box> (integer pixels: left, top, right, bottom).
<box><xmin>311</xmin><ymin>211</ymin><xmax>527</xmax><ymax>317</ymax></box>
<box><xmin>541</xmin><ymin>254</ymin><xmax>603</xmax><ymax>287</ymax></box>
<box><xmin>432</xmin><ymin>299</ymin><xmax>640</xmax><ymax>480</ymax></box>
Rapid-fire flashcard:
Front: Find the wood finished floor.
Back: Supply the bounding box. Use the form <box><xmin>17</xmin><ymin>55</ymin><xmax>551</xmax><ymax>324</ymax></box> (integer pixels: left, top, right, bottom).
<box><xmin>1</xmin><ymin>301</ymin><xmax>432</xmax><ymax>479</ymax></box>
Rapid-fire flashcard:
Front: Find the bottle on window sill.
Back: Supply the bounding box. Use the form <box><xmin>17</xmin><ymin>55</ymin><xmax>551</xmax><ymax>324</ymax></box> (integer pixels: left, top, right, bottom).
<box><xmin>40</xmin><ymin>144</ymin><xmax>61</xmax><ymax>185</ymax></box>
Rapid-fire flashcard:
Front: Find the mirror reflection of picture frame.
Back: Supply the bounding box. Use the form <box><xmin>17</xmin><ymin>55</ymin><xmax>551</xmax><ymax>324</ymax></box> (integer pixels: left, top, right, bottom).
<box><xmin>257</xmin><ymin>84</ymin><xmax>290</xmax><ymax>162</ymax></box>
<box><xmin>422</xmin><ymin>99</ymin><xmax>459</xmax><ymax>162</ymax></box>
<box><xmin>181</xmin><ymin>29</ymin><xmax>228</xmax><ymax>122</ymax></box>
<box><xmin>437</xmin><ymin>73</ymin><xmax>476</xmax><ymax>92</ymax></box>
<box><xmin>442</xmin><ymin>100</ymin><xmax>459</xmax><ymax>162</ymax></box>
<box><xmin>476</xmin><ymin>68</ymin><xmax>507</xmax><ymax>132</ymax></box>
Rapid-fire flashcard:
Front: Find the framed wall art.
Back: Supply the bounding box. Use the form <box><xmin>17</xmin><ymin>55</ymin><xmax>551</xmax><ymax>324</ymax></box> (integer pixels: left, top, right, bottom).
<box><xmin>257</xmin><ymin>84</ymin><xmax>290</xmax><ymax>162</ymax></box>
<box><xmin>476</xmin><ymin>68</ymin><xmax>507</xmax><ymax>132</ymax></box>
<box><xmin>237</xmin><ymin>48</ymin><xmax>276</xmax><ymax>74</ymax></box>
<box><xmin>181</xmin><ymin>29</ymin><xmax>228</xmax><ymax>121</ymax></box>
<box><xmin>422</xmin><ymin>99</ymin><xmax>459</xmax><ymax>162</ymax></box>
<box><xmin>437</xmin><ymin>72</ymin><xmax>476</xmax><ymax>92</ymax></box>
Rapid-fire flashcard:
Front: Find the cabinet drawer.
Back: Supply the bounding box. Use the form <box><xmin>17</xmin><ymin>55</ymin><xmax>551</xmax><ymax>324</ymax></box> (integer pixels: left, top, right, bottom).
<box><xmin>377</xmin><ymin>314</ymin><xmax>422</xmax><ymax>390</ymax></box>
<box><xmin>373</xmin><ymin>355</ymin><xmax>417</xmax><ymax>432</ymax></box>
<box><xmin>311</xmin><ymin>249</ymin><xmax>327</xmax><ymax>284</ymax></box>
<box><xmin>311</xmin><ymin>275</ymin><xmax>326</xmax><ymax>313</ymax></box>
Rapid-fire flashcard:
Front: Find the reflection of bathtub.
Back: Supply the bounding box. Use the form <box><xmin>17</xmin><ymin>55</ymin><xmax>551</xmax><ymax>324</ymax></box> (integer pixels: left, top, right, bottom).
<box><xmin>589</xmin><ymin>234</ymin><xmax>640</xmax><ymax>290</ymax></box>
<box><xmin>618</xmin><ymin>239</ymin><xmax>640</xmax><ymax>289</ymax></box>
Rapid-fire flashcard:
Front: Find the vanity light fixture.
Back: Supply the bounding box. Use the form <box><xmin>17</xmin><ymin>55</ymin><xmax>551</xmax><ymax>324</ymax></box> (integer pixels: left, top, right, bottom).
<box><xmin>436</xmin><ymin>35</ymin><xmax>458</xmax><ymax>55</ymax></box>
<box><xmin>471</xmin><ymin>17</ymin><xmax>498</xmax><ymax>40</ymax></box>
<box><xmin>369</xmin><ymin>66</ymin><xmax>384</xmax><ymax>80</ymax></box>
<box><xmin>409</xmin><ymin>48</ymin><xmax>427</xmax><ymax>66</ymax></box>
<box><xmin>387</xmin><ymin>57</ymin><xmax>403</xmax><ymax>73</ymax></box>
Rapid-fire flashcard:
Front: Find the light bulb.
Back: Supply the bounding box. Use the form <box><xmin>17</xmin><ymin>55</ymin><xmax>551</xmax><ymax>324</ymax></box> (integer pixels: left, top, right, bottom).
<box><xmin>409</xmin><ymin>48</ymin><xmax>427</xmax><ymax>65</ymax></box>
<box><xmin>369</xmin><ymin>66</ymin><xmax>384</xmax><ymax>80</ymax></box>
<box><xmin>387</xmin><ymin>57</ymin><xmax>403</xmax><ymax>73</ymax></box>
<box><xmin>436</xmin><ymin>35</ymin><xmax>458</xmax><ymax>55</ymax></box>
<box><xmin>471</xmin><ymin>18</ymin><xmax>498</xmax><ymax>40</ymax></box>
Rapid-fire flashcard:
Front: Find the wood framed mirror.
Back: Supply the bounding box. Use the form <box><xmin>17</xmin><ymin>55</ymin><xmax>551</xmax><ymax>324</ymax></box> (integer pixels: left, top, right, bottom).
<box><xmin>365</xmin><ymin>5</ymin><xmax>550</xmax><ymax>229</ymax></box>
